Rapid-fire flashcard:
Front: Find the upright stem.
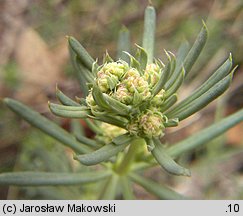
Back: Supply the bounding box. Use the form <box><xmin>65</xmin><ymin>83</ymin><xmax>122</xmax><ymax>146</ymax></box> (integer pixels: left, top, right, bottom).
<box><xmin>115</xmin><ymin>138</ymin><xmax>145</xmax><ymax>175</ymax></box>
<box><xmin>142</xmin><ymin>5</ymin><xmax>156</xmax><ymax>64</ymax></box>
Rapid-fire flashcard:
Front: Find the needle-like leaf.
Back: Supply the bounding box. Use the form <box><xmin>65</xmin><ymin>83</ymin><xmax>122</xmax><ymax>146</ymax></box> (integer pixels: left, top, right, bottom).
<box><xmin>112</xmin><ymin>133</ymin><xmax>134</xmax><ymax>145</ymax></box>
<box><xmin>151</xmin><ymin>138</ymin><xmax>191</xmax><ymax>176</ymax></box>
<box><xmin>75</xmin><ymin>133</ymin><xmax>101</xmax><ymax>148</ymax></box>
<box><xmin>165</xmin><ymin>23</ymin><xmax>207</xmax><ymax>89</ymax></box>
<box><xmin>75</xmin><ymin>57</ymin><xmax>95</xmax><ymax>83</ymax></box>
<box><xmin>183</xmin><ymin>22</ymin><xmax>208</xmax><ymax>76</ymax></box>
<box><xmin>164</xmin><ymin>68</ymin><xmax>185</xmax><ymax>98</ymax></box>
<box><xmin>129</xmin><ymin>173</ymin><xmax>187</xmax><ymax>200</ymax></box>
<box><xmin>92</xmin><ymin>85</ymin><xmax>110</xmax><ymax>110</ymax></box>
<box><xmin>117</xmin><ymin>26</ymin><xmax>131</xmax><ymax>63</ymax></box>
<box><xmin>74</xmin><ymin>142</ymin><xmax>129</xmax><ymax>165</ymax></box>
<box><xmin>49</xmin><ymin>102</ymin><xmax>90</xmax><ymax>118</ymax></box>
<box><xmin>166</xmin><ymin>55</ymin><xmax>233</xmax><ymax>115</ymax></box>
<box><xmin>120</xmin><ymin>176</ymin><xmax>135</xmax><ymax>200</ymax></box>
<box><xmin>152</xmin><ymin>59</ymin><xmax>171</xmax><ymax>96</ymax></box>
<box><xmin>56</xmin><ymin>85</ymin><xmax>80</xmax><ymax>106</ymax></box>
<box><xmin>168</xmin><ymin>108</ymin><xmax>243</xmax><ymax>159</ymax></box>
<box><xmin>135</xmin><ymin>44</ymin><xmax>148</xmax><ymax>72</ymax></box>
<box><xmin>0</xmin><ymin>171</ymin><xmax>110</xmax><ymax>186</ymax></box>
<box><xmin>68</xmin><ymin>36</ymin><xmax>94</xmax><ymax>71</ymax></box>
<box><xmin>160</xmin><ymin>94</ymin><xmax>177</xmax><ymax>112</ymax></box>
<box><xmin>123</xmin><ymin>51</ymin><xmax>140</xmax><ymax>71</ymax></box>
<box><xmin>142</xmin><ymin>6</ymin><xmax>156</xmax><ymax>64</ymax></box>
<box><xmin>69</xmin><ymin>46</ymin><xmax>89</xmax><ymax>96</ymax></box>
<box><xmin>103</xmin><ymin>94</ymin><xmax>131</xmax><ymax>115</ymax></box>
<box><xmin>99</xmin><ymin>174</ymin><xmax>119</xmax><ymax>200</ymax></box>
<box><xmin>3</xmin><ymin>98</ymin><xmax>91</xmax><ymax>154</ymax></box>
<box><xmin>168</xmin><ymin>72</ymin><xmax>233</xmax><ymax>121</ymax></box>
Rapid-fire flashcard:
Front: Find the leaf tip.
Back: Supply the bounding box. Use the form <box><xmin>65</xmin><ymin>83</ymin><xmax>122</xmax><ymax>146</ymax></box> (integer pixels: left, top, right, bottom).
<box><xmin>229</xmin><ymin>52</ymin><xmax>233</xmax><ymax>63</ymax></box>
<box><xmin>183</xmin><ymin>168</ymin><xmax>191</xmax><ymax>177</ymax></box>
<box><xmin>3</xmin><ymin>97</ymin><xmax>10</xmax><ymax>105</ymax></box>
<box><xmin>201</xmin><ymin>20</ymin><xmax>208</xmax><ymax>33</ymax></box>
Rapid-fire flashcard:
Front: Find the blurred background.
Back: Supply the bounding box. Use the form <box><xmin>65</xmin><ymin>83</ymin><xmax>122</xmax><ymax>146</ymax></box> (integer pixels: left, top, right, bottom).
<box><xmin>0</xmin><ymin>0</ymin><xmax>242</xmax><ymax>199</ymax></box>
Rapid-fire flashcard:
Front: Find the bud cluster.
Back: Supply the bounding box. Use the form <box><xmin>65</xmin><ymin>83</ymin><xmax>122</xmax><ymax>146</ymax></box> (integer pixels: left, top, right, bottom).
<box><xmin>86</xmin><ymin>60</ymin><xmax>168</xmax><ymax>138</ymax></box>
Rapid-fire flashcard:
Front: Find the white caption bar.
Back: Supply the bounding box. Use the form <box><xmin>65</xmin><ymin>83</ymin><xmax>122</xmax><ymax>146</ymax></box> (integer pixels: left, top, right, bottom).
<box><xmin>0</xmin><ymin>200</ymin><xmax>241</xmax><ymax>216</ymax></box>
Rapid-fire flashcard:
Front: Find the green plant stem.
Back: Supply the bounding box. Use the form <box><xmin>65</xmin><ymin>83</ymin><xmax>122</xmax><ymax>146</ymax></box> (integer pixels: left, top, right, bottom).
<box><xmin>99</xmin><ymin>174</ymin><xmax>119</xmax><ymax>200</ymax></box>
<box><xmin>120</xmin><ymin>176</ymin><xmax>135</xmax><ymax>200</ymax></box>
<box><xmin>115</xmin><ymin>138</ymin><xmax>145</xmax><ymax>175</ymax></box>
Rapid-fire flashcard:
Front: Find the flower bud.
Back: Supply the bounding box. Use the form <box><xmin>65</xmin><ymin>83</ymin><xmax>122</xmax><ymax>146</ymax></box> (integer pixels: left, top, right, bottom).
<box><xmin>139</xmin><ymin>110</ymin><xmax>165</xmax><ymax>138</ymax></box>
<box><xmin>113</xmin><ymin>84</ymin><xmax>133</xmax><ymax>105</ymax></box>
<box><xmin>143</xmin><ymin>63</ymin><xmax>161</xmax><ymax>87</ymax></box>
<box><xmin>151</xmin><ymin>89</ymin><xmax>165</xmax><ymax>107</ymax></box>
<box><xmin>96</xmin><ymin>122</ymin><xmax>127</xmax><ymax>144</ymax></box>
<box><xmin>96</xmin><ymin>62</ymin><xmax>128</xmax><ymax>92</ymax></box>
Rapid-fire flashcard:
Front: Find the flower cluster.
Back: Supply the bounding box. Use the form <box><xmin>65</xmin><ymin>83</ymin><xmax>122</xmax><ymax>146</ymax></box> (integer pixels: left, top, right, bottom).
<box><xmin>86</xmin><ymin>59</ymin><xmax>168</xmax><ymax>138</ymax></box>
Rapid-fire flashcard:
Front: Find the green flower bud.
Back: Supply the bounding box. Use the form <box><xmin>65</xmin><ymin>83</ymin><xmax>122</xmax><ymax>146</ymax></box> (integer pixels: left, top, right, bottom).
<box><xmin>86</xmin><ymin>91</ymin><xmax>100</xmax><ymax>112</ymax></box>
<box><xmin>126</xmin><ymin>109</ymin><xmax>165</xmax><ymax>138</ymax></box>
<box><xmin>122</xmin><ymin>68</ymin><xmax>151</xmax><ymax>103</ymax></box>
<box><xmin>139</xmin><ymin>110</ymin><xmax>165</xmax><ymax>138</ymax></box>
<box><xmin>96</xmin><ymin>61</ymin><xmax>128</xmax><ymax>92</ymax></box>
<box><xmin>126</xmin><ymin>121</ymin><xmax>140</xmax><ymax>136</ymax></box>
<box><xmin>96</xmin><ymin>122</ymin><xmax>127</xmax><ymax>144</ymax></box>
<box><xmin>86</xmin><ymin>92</ymin><xmax>96</xmax><ymax>107</ymax></box>
<box><xmin>113</xmin><ymin>84</ymin><xmax>133</xmax><ymax>105</ymax></box>
<box><xmin>96</xmin><ymin>72</ymin><xmax>110</xmax><ymax>92</ymax></box>
<box><xmin>151</xmin><ymin>89</ymin><xmax>165</xmax><ymax>107</ymax></box>
<box><xmin>143</xmin><ymin>63</ymin><xmax>161</xmax><ymax>87</ymax></box>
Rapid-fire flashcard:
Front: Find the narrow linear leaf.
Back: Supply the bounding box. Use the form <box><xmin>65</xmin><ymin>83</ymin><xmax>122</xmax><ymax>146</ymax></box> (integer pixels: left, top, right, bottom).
<box><xmin>151</xmin><ymin>138</ymin><xmax>191</xmax><ymax>176</ymax></box>
<box><xmin>168</xmin><ymin>72</ymin><xmax>233</xmax><ymax>121</ymax></box>
<box><xmin>135</xmin><ymin>44</ymin><xmax>148</xmax><ymax>72</ymax></box>
<box><xmin>68</xmin><ymin>36</ymin><xmax>94</xmax><ymax>71</ymax></box>
<box><xmin>56</xmin><ymin>86</ymin><xmax>80</xmax><ymax>106</ymax></box>
<box><xmin>92</xmin><ymin>60</ymin><xmax>99</xmax><ymax>76</ymax></box>
<box><xmin>103</xmin><ymin>94</ymin><xmax>131</xmax><ymax>115</ymax></box>
<box><xmin>142</xmin><ymin>6</ymin><xmax>156</xmax><ymax>64</ymax></box>
<box><xmin>123</xmin><ymin>51</ymin><xmax>140</xmax><ymax>71</ymax></box>
<box><xmin>112</xmin><ymin>133</ymin><xmax>133</xmax><ymax>145</ymax></box>
<box><xmin>165</xmin><ymin>50</ymin><xmax>176</xmax><ymax>79</ymax></box>
<box><xmin>160</xmin><ymin>94</ymin><xmax>177</xmax><ymax>113</ymax></box>
<box><xmin>99</xmin><ymin>174</ymin><xmax>119</xmax><ymax>200</ymax></box>
<box><xmin>184</xmin><ymin>22</ymin><xmax>208</xmax><ymax>76</ymax></box>
<box><xmin>76</xmin><ymin>57</ymin><xmax>94</xmax><ymax>83</ymax></box>
<box><xmin>152</xmin><ymin>60</ymin><xmax>171</xmax><ymax>96</ymax></box>
<box><xmin>167</xmin><ymin>55</ymin><xmax>233</xmax><ymax>115</ymax></box>
<box><xmin>71</xmin><ymin>119</ymin><xmax>85</xmax><ymax>136</ymax></box>
<box><xmin>75</xmin><ymin>133</ymin><xmax>101</xmax><ymax>148</ymax></box>
<box><xmin>94</xmin><ymin>113</ymin><xmax>128</xmax><ymax>129</ymax></box>
<box><xmin>75</xmin><ymin>96</ymin><xmax>87</xmax><ymax>106</ymax></box>
<box><xmin>129</xmin><ymin>173</ymin><xmax>187</xmax><ymax>200</ymax></box>
<box><xmin>145</xmin><ymin>137</ymin><xmax>155</xmax><ymax>152</ymax></box>
<box><xmin>103</xmin><ymin>50</ymin><xmax>114</xmax><ymax>63</ymax></box>
<box><xmin>74</xmin><ymin>142</ymin><xmax>129</xmax><ymax>166</ymax></box>
<box><xmin>0</xmin><ymin>171</ymin><xmax>110</xmax><ymax>186</ymax></box>
<box><xmin>69</xmin><ymin>46</ymin><xmax>89</xmax><ymax>96</ymax></box>
<box><xmin>4</xmin><ymin>98</ymin><xmax>91</xmax><ymax>154</ymax></box>
<box><xmin>164</xmin><ymin>118</ymin><xmax>179</xmax><ymax>127</ymax></box>
<box><xmin>117</xmin><ymin>26</ymin><xmax>131</xmax><ymax>63</ymax></box>
<box><xmin>120</xmin><ymin>176</ymin><xmax>135</xmax><ymax>200</ymax></box>
<box><xmin>84</xmin><ymin>119</ymin><xmax>102</xmax><ymax>135</ymax></box>
<box><xmin>49</xmin><ymin>102</ymin><xmax>88</xmax><ymax>111</ymax></box>
<box><xmin>92</xmin><ymin>85</ymin><xmax>110</xmax><ymax>110</ymax></box>
<box><xmin>168</xmin><ymin>108</ymin><xmax>243</xmax><ymax>159</ymax></box>
<box><xmin>165</xmin><ymin>68</ymin><xmax>185</xmax><ymax>97</ymax></box>
<box><xmin>164</xmin><ymin>23</ymin><xmax>207</xmax><ymax>90</ymax></box>
<box><xmin>176</xmin><ymin>40</ymin><xmax>190</xmax><ymax>69</ymax></box>
<box><xmin>49</xmin><ymin>102</ymin><xmax>90</xmax><ymax>119</ymax></box>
